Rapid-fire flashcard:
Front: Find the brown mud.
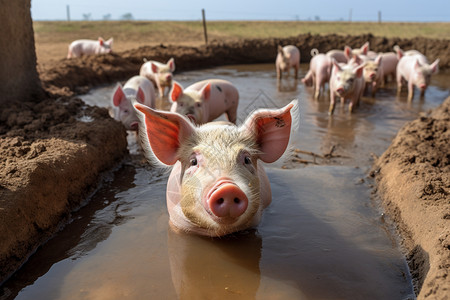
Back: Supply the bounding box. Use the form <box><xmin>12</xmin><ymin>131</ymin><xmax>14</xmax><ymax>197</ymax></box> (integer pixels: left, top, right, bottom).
<box><xmin>1</xmin><ymin>33</ymin><xmax>449</xmax><ymax>299</ymax></box>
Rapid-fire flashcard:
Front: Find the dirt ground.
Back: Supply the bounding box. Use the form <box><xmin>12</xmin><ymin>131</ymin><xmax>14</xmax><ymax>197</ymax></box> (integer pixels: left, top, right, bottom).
<box><xmin>0</xmin><ymin>33</ymin><xmax>449</xmax><ymax>299</ymax></box>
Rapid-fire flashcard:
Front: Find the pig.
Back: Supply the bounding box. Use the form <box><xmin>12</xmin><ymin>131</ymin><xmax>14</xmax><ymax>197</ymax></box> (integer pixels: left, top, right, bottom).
<box><xmin>363</xmin><ymin>55</ymin><xmax>383</xmax><ymax>97</ymax></box>
<box><xmin>139</xmin><ymin>58</ymin><xmax>175</xmax><ymax>97</ymax></box>
<box><xmin>169</xmin><ymin>79</ymin><xmax>239</xmax><ymax>125</ymax></box>
<box><xmin>302</xmin><ymin>53</ymin><xmax>333</xmax><ymax>100</ymax></box>
<box><xmin>276</xmin><ymin>45</ymin><xmax>300</xmax><ymax>80</ymax></box>
<box><xmin>133</xmin><ymin>100</ymin><xmax>298</xmax><ymax>237</ymax></box>
<box><xmin>112</xmin><ymin>75</ymin><xmax>156</xmax><ymax>131</ymax></box>
<box><xmin>329</xmin><ymin>59</ymin><xmax>366</xmax><ymax>115</ymax></box>
<box><xmin>396</xmin><ymin>52</ymin><xmax>439</xmax><ymax>101</ymax></box>
<box><xmin>347</xmin><ymin>41</ymin><xmax>377</xmax><ymax>59</ymax></box>
<box><xmin>67</xmin><ymin>37</ymin><xmax>113</xmax><ymax>58</ymax></box>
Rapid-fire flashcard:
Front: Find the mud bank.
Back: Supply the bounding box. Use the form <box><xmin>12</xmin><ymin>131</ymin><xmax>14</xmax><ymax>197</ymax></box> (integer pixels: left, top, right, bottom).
<box><xmin>0</xmin><ymin>99</ymin><xmax>128</xmax><ymax>284</ymax></box>
<box><xmin>0</xmin><ymin>33</ymin><xmax>449</xmax><ymax>292</ymax></box>
<box><xmin>372</xmin><ymin>97</ymin><xmax>450</xmax><ymax>299</ymax></box>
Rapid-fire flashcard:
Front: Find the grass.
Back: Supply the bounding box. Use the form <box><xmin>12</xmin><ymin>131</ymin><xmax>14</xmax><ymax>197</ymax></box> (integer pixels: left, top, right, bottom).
<box><xmin>33</xmin><ymin>20</ymin><xmax>450</xmax><ymax>43</ymax></box>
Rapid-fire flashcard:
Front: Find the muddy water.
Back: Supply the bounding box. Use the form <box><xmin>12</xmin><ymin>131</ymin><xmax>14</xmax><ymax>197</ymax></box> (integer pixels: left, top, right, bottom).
<box><xmin>3</xmin><ymin>64</ymin><xmax>449</xmax><ymax>299</ymax></box>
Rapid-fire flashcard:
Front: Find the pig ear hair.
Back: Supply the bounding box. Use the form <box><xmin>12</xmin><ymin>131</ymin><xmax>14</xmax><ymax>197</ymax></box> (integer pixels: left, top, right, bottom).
<box><xmin>167</xmin><ymin>58</ymin><xmax>176</xmax><ymax>72</ymax></box>
<box><xmin>112</xmin><ymin>83</ymin><xmax>125</xmax><ymax>107</ymax></box>
<box><xmin>134</xmin><ymin>103</ymin><xmax>196</xmax><ymax>166</ymax></box>
<box><xmin>169</xmin><ymin>81</ymin><xmax>184</xmax><ymax>103</ymax></box>
<box><xmin>241</xmin><ymin>99</ymin><xmax>299</xmax><ymax>163</ymax></box>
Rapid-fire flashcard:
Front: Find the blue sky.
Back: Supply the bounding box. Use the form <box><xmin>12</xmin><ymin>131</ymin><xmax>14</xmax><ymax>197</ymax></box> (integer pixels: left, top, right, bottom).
<box><xmin>31</xmin><ymin>0</ymin><xmax>449</xmax><ymax>22</ymax></box>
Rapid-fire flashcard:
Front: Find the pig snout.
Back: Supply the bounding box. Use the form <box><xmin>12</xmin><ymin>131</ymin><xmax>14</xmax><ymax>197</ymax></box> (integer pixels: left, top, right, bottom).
<box><xmin>166</xmin><ymin>74</ymin><xmax>172</xmax><ymax>81</ymax></box>
<box><xmin>369</xmin><ymin>73</ymin><xmax>376</xmax><ymax>80</ymax></box>
<box><xmin>130</xmin><ymin>122</ymin><xmax>139</xmax><ymax>131</ymax></box>
<box><xmin>336</xmin><ymin>87</ymin><xmax>345</xmax><ymax>95</ymax></box>
<box><xmin>420</xmin><ymin>84</ymin><xmax>427</xmax><ymax>90</ymax></box>
<box><xmin>206</xmin><ymin>180</ymin><xmax>248</xmax><ymax>219</ymax></box>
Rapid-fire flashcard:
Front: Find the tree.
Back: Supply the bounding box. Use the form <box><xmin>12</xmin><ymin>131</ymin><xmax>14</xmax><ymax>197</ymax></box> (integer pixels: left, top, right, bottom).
<box><xmin>121</xmin><ymin>13</ymin><xmax>133</xmax><ymax>20</ymax></box>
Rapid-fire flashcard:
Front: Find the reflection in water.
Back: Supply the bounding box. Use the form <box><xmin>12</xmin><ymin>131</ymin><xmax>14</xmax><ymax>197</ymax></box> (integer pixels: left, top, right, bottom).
<box><xmin>4</xmin><ymin>63</ymin><xmax>448</xmax><ymax>299</ymax></box>
<box><xmin>168</xmin><ymin>229</ymin><xmax>262</xmax><ymax>299</ymax></box>
<box><xmin>277</xmin><ymin>78</ymin><xmax>298</xmax><ymax>92</ymax></box>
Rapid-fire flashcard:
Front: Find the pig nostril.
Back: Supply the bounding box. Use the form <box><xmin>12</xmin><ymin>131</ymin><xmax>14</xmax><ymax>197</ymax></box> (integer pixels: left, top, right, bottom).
<box><xmin>217</xmin><ymin>198</ymin><xmax>224</xmax><ymax>205</ymax></box>
<box><xmin>234</xmin><ymin>198</ymin><xmax>240</xmax><ymax>204</ymax></box>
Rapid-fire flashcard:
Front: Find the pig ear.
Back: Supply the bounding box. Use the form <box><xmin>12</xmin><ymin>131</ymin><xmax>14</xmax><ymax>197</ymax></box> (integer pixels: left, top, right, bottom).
<box><xmin>344</xmin><ymin>46</ymin><xmax>352</xmax><ymax>59</ymax></box>
<box><xmin>332</xmin><ymin>58</ymin><xmax>342</xmax><ymax>72</ymax></box>
<box><xmin>199</xmin><ymin>82</ymin><xmax>211</xmax><ymax>101</ymax></box>
<box><xmin>107</xmin><ymin>38</ymin><xmax>113</xmax><ymax>46</ymax></box>
<box><xmin>112</xmin><ymin>84</ymin><xmax>125</xmax><ymax>107</ymax></box>
<box><xmin>241</xmin><ymin>100</ymin><xmax>298</xmax><ymax>163</ymax></box>
<box><xmin>375</xmin><ymin>55</ymin><xmax>382</xmax><ymax>64</ymax></box>
<box><xmin>354</xmin><ymin>63</ymin><xmax>365</xmax><ymax>78</ymax></box>
<box><xmin>98</xmin><ymin>37</ymin><xmax>104</xmax><ymax>46</ymax></box>
<box><xmin>167</xmin><ymin>58</ymin><xmax>175</xmax><ymax>72</ymax></box>
<box><xmin>414</xmin><ymin>59</ymin><xmax>422</xmax><ymax>70</ymax></box>
<box><xmin>169</xmin><ymin>81</ymin><xmax>184</xmax><ymax>103</ymax></box>
<box><xmin>151</xmin><ymin>62</ymin><xmax>159</xmax><ymax>73</ymax></box>
<box><xmin>136</xmin><ymin>87</ymin><xmax>145</xmax><ymax>104</ymax></box>
<box><xmin>430</xmin><ymin>59</ymin><xmax>439</xmax><ymax>74</ymax></box>
<box><xmin>134</xmin><ymin>103</ymin><xmax>195</xmax><ymax>166</ymax></box>
<box><xmin>361</xmin><ymin>42</ymin><xmax>369</xmax><ymax>55</ymax></box>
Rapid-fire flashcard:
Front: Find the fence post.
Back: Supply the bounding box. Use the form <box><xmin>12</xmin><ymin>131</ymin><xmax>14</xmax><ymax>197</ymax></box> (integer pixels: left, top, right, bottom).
<box><xmin>378</xmin><ymin>11</ymin><xmax>382</xmax><ymax>23</ymax></box>
<box><xmin>67</xmin><ymin>5</ymin><xmax>70</xmax><ymax>22</ymax></box>
<box><xmin>202</xmin><ymin>9</ymin><xmax>208</xmax><ymax>45</ymax></box>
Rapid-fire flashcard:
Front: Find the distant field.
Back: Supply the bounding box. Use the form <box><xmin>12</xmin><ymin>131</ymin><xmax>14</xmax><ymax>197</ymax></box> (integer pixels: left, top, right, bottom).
<box><xmin>33</xmin><ymin>21</ymin><xmax>450</xmax><ymax>65</ymax></box>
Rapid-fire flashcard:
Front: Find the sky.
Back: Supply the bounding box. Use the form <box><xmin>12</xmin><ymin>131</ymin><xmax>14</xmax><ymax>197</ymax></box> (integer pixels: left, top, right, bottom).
<box><xmin>31</xmin><ymin>0</ymin><xmax>450</xmax><ymax>22</ymax></box>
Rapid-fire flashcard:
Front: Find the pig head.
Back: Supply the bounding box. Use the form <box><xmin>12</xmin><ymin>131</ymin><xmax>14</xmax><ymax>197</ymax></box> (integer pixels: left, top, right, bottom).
<box><xmin>134</xmin><ymin>100</ymin><xmax>298</xmax><ymax>237</ymax></box>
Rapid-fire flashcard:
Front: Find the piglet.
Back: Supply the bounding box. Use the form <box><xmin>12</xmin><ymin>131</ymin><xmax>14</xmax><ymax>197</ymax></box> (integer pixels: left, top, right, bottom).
<box><xmin>140</xmin><ymin>58</ymin><xmax>175</xmax><ymax>97</ymax></box>
<box><xmin>276</xmin><ymin>45</ymin><xmax>300</xmax><ymax>80</ymax></box>
<box><xmin>67</xmin><ymin>37</ymin><xmax>113</xmax><ymax>58</ymax></box>
<box><xmin>329</xmin><ymin>59</ymin><xmax>366</xmax><ymax>114</ymax></box>
<box><xmin>112</xmin><ymin>75</ymin><xmax>156</xmax><ymax>131</ymax></box>
<box><xmin>169</xmin><ymin>79</ymin><xmax>239</xmax><ymax>125</ymax></box>
<box><xmin>363</xmin><ymin>55</ymin><xmax>383</xmax><ymax>97</ymax></box>
<box><xmin>134</xmin><ymin>100</ymin><xmax>298</xmax><ymax>237</ymax></box>
<box><xmin>302</xmin><ymin>53</ymin><xmax>333</xmax><ymax>100</ymax></box>
<box><xmin>396</xmin><ymin>52</ymin><xmax>439</xmax><ymax>101</ymax></box>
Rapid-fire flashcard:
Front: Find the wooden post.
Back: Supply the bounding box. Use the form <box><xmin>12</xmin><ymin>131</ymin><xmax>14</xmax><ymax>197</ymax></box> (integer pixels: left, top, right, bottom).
<box><xmin>378</xmin><ymin>11</ymin><xmax>381</xmax><ymax>23</ymax></box>
<box><xmin>66</xmin><ymin>5</ymin><xmax>70</xmax><ymax>21</ymax></box>
<box><xmin>349</xmin><ymin>9</ymin><xmax>352</xmax><ymax>22</ymax></box>
<box><xmin>202</xmin><ymin>9</ymin><xmax>208</xmax><ymax>45</ymax></box>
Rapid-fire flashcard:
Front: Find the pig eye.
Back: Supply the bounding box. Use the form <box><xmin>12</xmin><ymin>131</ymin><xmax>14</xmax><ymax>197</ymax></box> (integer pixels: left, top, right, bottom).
<box><xmin>179</xmin><ymin>103</ymin><xmax>184</xmax><ymax>107</ymax></box>
<box><xmin>190</xmin><ymin>157</ymin><xmax>197</xmax><ymax>166</ymax></box>
<box><xmin>124</xmin><ymin>109</ymin><xmax>129</xmax><ymax>113</ymax></box>
<box><xmin>244</xmin><ymin>156</ymin><xmax>251</xmax><ymax>165</ymax></box>
<box><xmin>196</xmin><ymin>103</ymin><xmax>202</xmax><ymax>108</ymax></box>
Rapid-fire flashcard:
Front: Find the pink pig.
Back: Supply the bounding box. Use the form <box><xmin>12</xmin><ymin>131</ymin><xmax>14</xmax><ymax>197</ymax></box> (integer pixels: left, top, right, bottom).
<box><xmin>396</xmin><ymin>52</ymin><xmax>439</xmax><ymax>101</ymax></box>
<box><xmin>302</xmin><ymin>53</ymin><xmax>333</xmax><ymax>100</ymax></box>
<box><xmin>134</xmin><ymin>100</ymin><xmax>298</xmax><ymax>237</ymax></box>
<box><xmin>169</xmin><ymin>79</ymin><xmax>239</xmax><ymax>125</ymax></box>
<box><xmin>329</xmin><ymin>59</ymin><xmax>366</xmax><ymax>114</ymax></box>
<box><xmin>139</xmin><ymin>58</ymin><xmax>175</xmax><ymax>97</ymax></box>
<box><xmin>112</xmin><ymin>75</ymin><xmax>156</xmax><ymax>131</ymax></box>
<box><xmin>276</xmin><ymin>45</ymin><xmax>300</xmax><ymax>80</ymax></box>
<box><xmin>67</xmin><ymin>37</ymin><xmax>113</xmax><ymax>58</ymax></box>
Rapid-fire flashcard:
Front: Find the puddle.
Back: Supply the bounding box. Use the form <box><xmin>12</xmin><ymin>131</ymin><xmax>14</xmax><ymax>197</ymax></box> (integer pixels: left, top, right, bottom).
<box><xmin>2</xmin><ymin>63</ymin><xmax>448</xmax><ymax>299</ymax></box>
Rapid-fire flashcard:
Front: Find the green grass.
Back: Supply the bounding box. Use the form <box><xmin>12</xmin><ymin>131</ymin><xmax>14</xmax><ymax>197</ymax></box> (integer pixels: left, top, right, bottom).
<box><xmin>33</xmin><ymin>20</ymin><xmax>450</xmax><ymax>43</ymax></box>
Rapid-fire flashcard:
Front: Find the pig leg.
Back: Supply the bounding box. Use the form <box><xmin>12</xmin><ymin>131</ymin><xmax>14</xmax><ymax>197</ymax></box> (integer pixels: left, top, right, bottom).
<box><xmin>226</xmin><ymin>107</ymin><xmax>238</xmax><ymax>124</ymax></box>
<box><xmin>407</xmin><ymin>81</ymin><xmax>415</xmax><ymax>101</ymax></box>
<box><xmin>277</xmin><ymin>67</ymin><xmax>282</xmax><ymax>80</ymax></box>
<box><xmin>329</xmin><ymin>93</ymin><xmax>337</xmax><ymax>115</ymax></box>
<box><xmin>294</xmin><ymin>64</ymin><xmax>299</xmax><ymax>79</ymax></box>
<box><xmin>396</xmin><ymin>73</ymin><xmax>403</xmax><ymax>95</ymax></box>
<box><xmin>314</xmin><ymin>76</ymin><xmax>321</xmax><ymax>100</ymax></box>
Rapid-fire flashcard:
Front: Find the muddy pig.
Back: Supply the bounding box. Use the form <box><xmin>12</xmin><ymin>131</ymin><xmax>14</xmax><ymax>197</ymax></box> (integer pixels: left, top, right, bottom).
<box><xmin>302</xmin><ymin>52</ymin><xmax>333</xmax><ymax>100</ymax></box>
<box><xmin>363</xmin><ymin>55</ymin><xmax>383</xmax><ymax>97</ymax></box>
<box><xmin>396</xmin><ymin>52</ymin><xmax>439</xmax><ymax>101</ymax></box>
<box><xmin>140</xmin><ymin>58</ymin><xmax>175</xmax><ymax>97</ymax></box>
<box><xmin>329</xmin><ymin>59</ymin><xmax>366</xmax><ymax>114</ymax></box>
<box><xmin>134</xmin><ymin>100</ymin><xmax>298</xmax><ymax>237</ymax></box>
<box><xmin>276</xmin><ymin>45</ymin><xmax>300</xmax><ymax>80</ymax></box>
<box><xmin>67</xmin><ymin>37</ymin><xmax>113</xmax><ymax>58</ymax></box>
<box><xmin>112</xmin><ymin>76</ymin><xmax>156</xmax><ymax>131</ymax></box>
<box><xmin>169</xmin><ymin>79</ymin><xmax>239</xmax><ymax>125</ymax></box>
